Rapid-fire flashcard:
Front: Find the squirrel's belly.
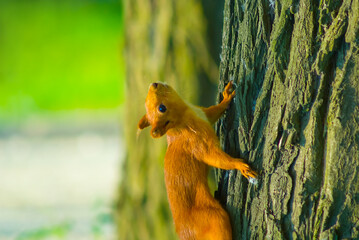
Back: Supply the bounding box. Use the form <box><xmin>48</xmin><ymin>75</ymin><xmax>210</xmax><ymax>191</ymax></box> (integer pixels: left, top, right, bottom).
<box><xmin>164</xmin><ymin>169</ymin><xmax>211</xmax><ymax>210</ymax></box>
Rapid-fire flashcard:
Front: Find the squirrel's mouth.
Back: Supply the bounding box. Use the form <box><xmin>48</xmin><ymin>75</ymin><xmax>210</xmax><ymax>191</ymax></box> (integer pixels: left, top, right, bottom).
<box><xmin>150</xmin><ymin>121</ymin><xmax>171</xmax><ymax>138</ymax></box>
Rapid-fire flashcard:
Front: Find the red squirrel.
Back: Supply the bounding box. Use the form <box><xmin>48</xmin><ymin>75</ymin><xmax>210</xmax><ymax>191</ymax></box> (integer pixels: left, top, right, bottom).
<box><xmin>138</xmin><ymin>81</ymin><xmax>257</xmax><ymax>240</ymax></box>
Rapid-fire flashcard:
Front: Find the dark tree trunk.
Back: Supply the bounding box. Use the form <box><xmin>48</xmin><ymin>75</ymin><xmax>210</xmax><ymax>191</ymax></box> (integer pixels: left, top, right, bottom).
<box><xmin>215</xmin><ymin>0</ymin><xmax>359</xmax><ymax>239</ymax></box>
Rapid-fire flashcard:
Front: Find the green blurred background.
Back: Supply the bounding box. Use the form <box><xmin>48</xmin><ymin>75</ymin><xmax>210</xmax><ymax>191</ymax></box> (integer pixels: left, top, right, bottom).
<box><xmin>0</xmin><ymin>0</ymin><xmax>124</xmax><ymax>120</ymax></box>
<box><xmin>0</xmin><ymin>0</ymin><xmax>124</xmax><ymax>239</ymax></box>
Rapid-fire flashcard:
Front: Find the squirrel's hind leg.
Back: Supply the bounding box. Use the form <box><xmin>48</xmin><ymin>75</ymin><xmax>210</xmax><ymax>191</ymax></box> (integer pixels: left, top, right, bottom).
<box><xmin>190</xmin><ymin>206</ymin><xmax>232</xmax><ymax>240</ymax></box>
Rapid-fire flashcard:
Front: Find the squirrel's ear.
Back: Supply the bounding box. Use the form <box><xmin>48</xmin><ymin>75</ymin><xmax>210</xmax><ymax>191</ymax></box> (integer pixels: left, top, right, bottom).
<box><xmin>138</xmin><ymin>114</ymin><xmax>150</xmax><ymax>129</ymax></box>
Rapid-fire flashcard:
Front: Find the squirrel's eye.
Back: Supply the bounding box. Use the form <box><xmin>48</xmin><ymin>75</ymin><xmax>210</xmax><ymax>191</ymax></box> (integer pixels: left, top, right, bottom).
<box><xmin>158</xmin><ymin>104</ymin><xmax>167</xmax><ymax>113</ymax></box>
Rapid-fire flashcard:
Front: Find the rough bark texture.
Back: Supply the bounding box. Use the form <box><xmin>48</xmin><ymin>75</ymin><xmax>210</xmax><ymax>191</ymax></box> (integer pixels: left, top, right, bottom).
<box><xmin>116</xmin><ymin>1</ymin><xmax>223</xmax><ymax>239</ymax></box>
<box><xmin>216</xmin><ymin>0</ymin><xmax>359</xmax><ymax>239</ymax></box>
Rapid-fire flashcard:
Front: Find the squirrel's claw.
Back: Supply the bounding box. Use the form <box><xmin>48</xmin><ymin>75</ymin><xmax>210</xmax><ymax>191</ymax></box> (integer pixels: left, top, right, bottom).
<box><xmin>239</xmin><ymin>163</ymin><xmax>258</xmax><ymax>181</ymax></box>
<box><xmin>223</xmin><ymin>81</ymin><xmax>236</xmax><ymax>101</ymax></box>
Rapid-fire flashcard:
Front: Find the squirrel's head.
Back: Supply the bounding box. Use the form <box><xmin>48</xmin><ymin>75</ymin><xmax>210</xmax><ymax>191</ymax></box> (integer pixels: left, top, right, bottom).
<box><xmin>138</xmin><ymin>82</ymin><xmax>187</xmax><ymax>138</ymax></box>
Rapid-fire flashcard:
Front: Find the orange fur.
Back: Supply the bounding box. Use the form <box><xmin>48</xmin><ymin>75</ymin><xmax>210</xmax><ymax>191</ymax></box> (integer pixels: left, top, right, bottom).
<box><xmin>138</xmin><ymin>82</ymin><xmax>257</xmax><ymax>240</ymax></box>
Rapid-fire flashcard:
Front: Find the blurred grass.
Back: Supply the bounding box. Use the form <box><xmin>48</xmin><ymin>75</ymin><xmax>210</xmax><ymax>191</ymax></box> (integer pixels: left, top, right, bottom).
<box><xmin>14</xmin><ymin>202</ymin><xmax>115</xmax><ymax>240</ymax></box>
<box><xmin>15</xmin><ymin>222</ymin><xmax>72</xmax><ymax>240</ymax></box>
<box><xmin>0</xmin><ymin>0</ymin><xmax>124</xmax><ymax>122</ymax></box>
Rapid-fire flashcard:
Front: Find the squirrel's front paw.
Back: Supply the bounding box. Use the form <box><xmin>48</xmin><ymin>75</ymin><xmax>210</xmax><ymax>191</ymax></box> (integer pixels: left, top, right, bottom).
<box><xmin>239</xmin><ymin>163</ymin><xmax>258</xmax><ymax>180</ymax></box>
<box><xmin>222</xmin><ymin>81</ymin><xmax>236</xmax><ymax>102</ymax></box>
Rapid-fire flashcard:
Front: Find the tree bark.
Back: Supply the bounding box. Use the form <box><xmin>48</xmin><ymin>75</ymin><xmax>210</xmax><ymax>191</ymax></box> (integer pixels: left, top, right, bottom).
<box><xmin>215</xmin><ymin>0</ymin><xmax>359</xmax><ymax>239</ymax></box>
<box><xmin>116</xmin><ymin>1</ymin><xmax>223</xmax><ymax>240</ymax></box>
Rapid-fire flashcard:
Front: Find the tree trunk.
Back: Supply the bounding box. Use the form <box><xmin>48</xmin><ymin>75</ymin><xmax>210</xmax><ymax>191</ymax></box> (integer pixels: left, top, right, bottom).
<box><xmin>116</xmin><ymin>1</ymin><xmax>223</xmax><ymax>239</ymax></box>
<box><xmin>215</xmin><ymin>0</ymin><xmax>359</xmax><ymax>239</ymax></box>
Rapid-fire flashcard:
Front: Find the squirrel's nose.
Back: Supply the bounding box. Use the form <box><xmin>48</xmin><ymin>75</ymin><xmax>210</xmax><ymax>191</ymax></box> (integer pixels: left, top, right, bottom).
<box><xmin>152</xmin><ymin>83</ymin><xmax>158</xmax><ymax>88</ymax></box>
